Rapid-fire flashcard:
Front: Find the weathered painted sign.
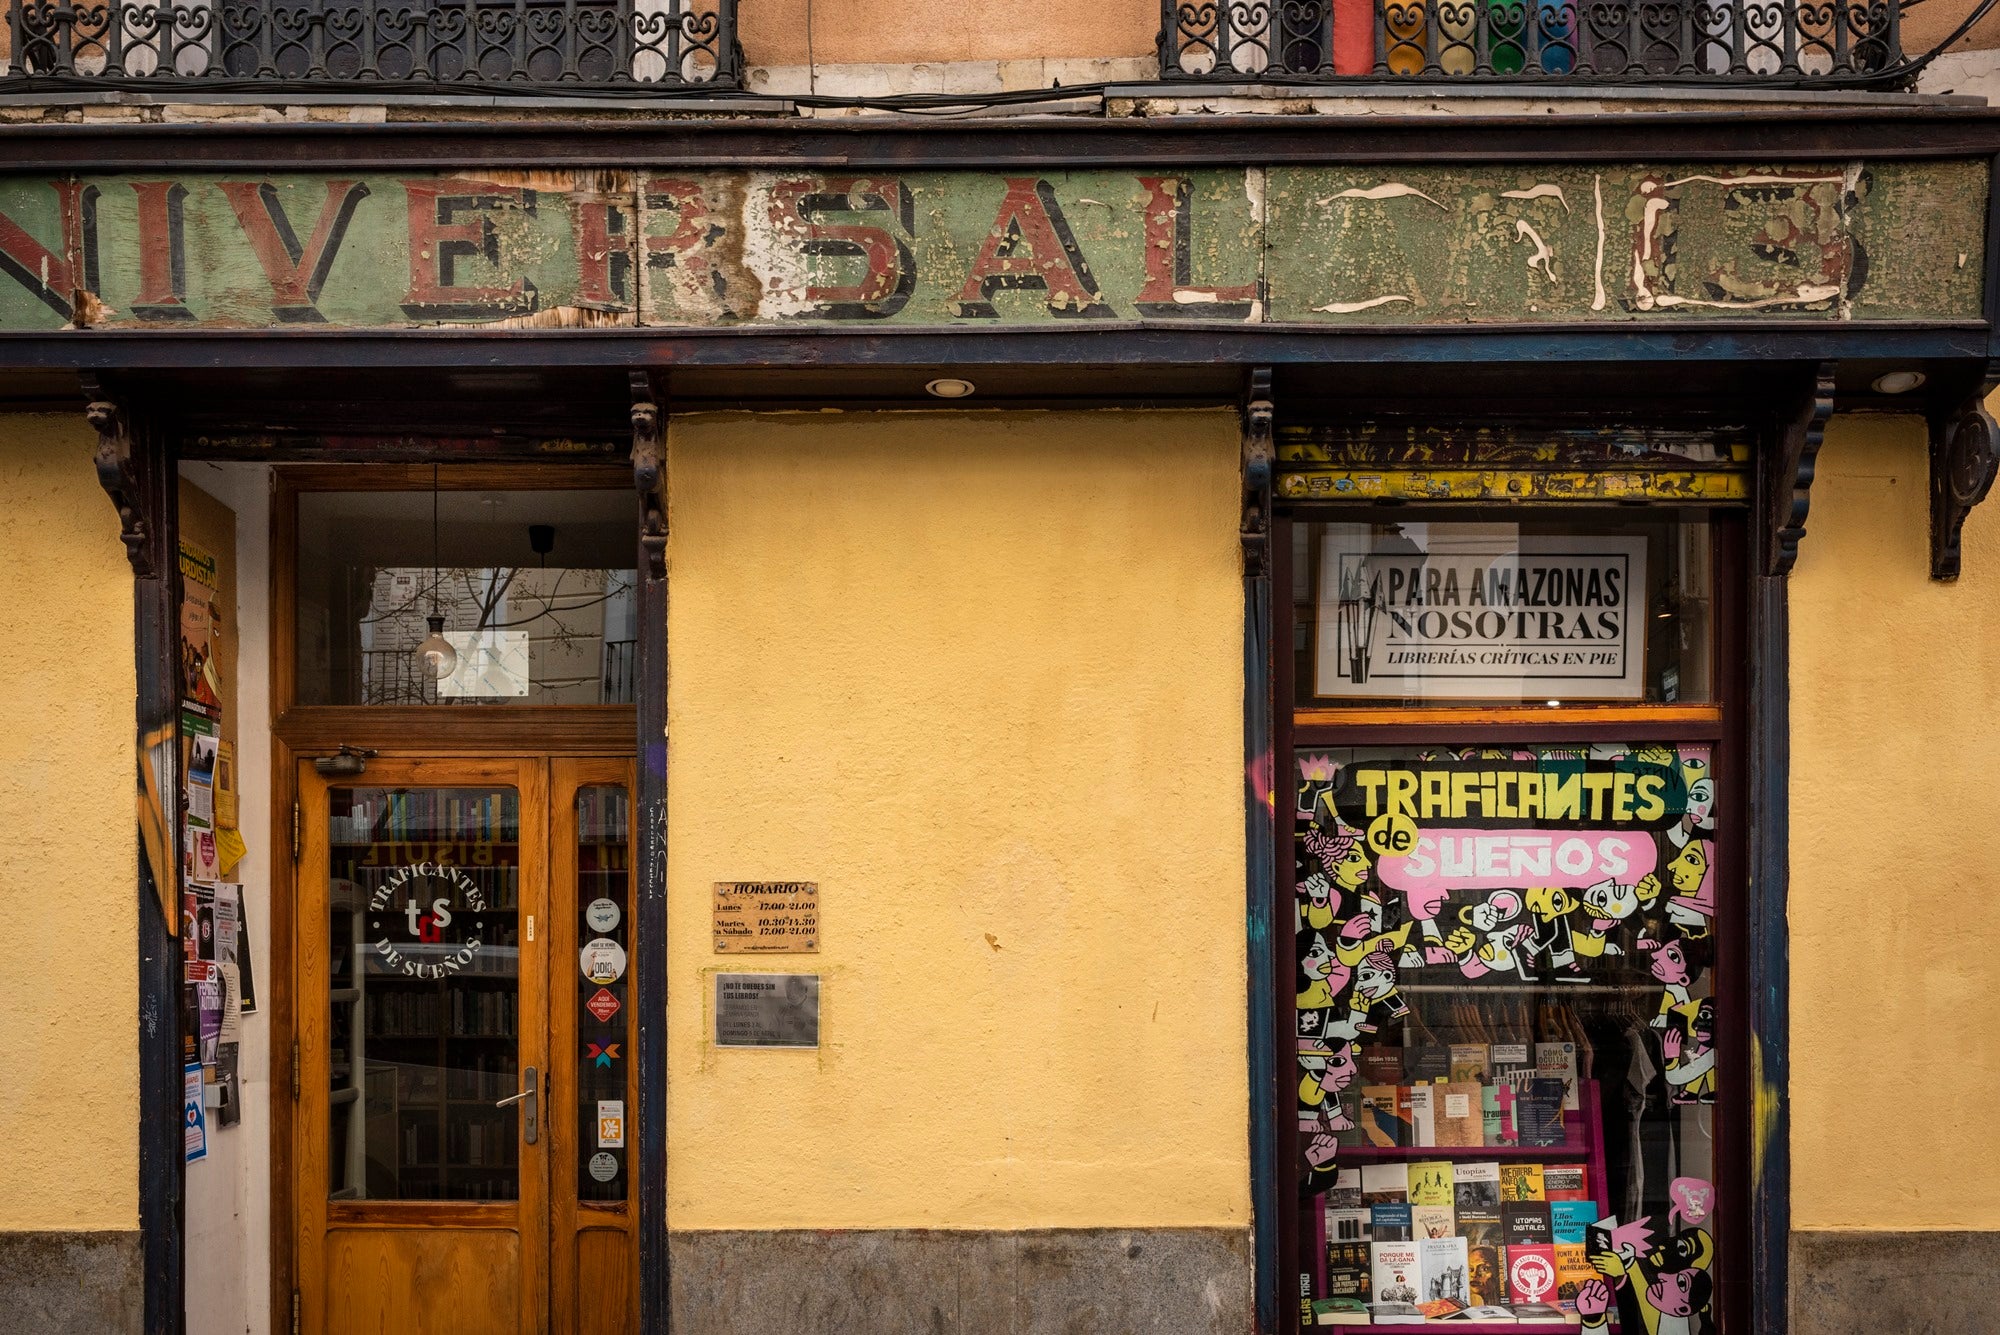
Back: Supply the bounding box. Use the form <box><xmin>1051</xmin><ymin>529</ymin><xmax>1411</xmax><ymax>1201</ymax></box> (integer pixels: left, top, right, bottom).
<box><xmin>0</xmin><ymin>162</ymin><xmax>1981</xmax><ymax>330</ymax></box>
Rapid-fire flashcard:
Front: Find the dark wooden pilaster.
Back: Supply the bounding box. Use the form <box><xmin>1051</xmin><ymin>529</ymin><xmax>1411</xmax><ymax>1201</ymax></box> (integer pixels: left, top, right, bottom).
<box><xmin>1765</xmin><ymin>362</ymin><xmax>1837</xmax><ymax>578</ymax></box>
<box><xmin>1241</xmin><ymin>367</ymin><xmax>1279</xmax><ymax>1335</ymax></box>
<box><xmin>630</xmin><ymin>370</ymin><xmax>671</xmax><ymax>1335</ymax></box>
<box><xmin>86</xmin><ymin>374</ymin><xmax>183</xmax><ymax>1335</ymax></box>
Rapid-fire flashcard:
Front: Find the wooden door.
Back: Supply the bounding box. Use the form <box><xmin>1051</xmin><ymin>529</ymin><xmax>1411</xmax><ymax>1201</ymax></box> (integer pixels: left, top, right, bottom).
<box><xmin>296</xmin><ymin>756</ymin><xmax>551</xmax><ymax>1335</ymax></box>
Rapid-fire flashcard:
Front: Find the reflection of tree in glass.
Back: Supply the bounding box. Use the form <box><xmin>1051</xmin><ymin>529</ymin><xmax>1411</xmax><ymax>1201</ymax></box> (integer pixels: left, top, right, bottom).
<box><xmin>360</xmin><ymin>567</ymin><xmax>628</xmax><ymax>702</ymax></box>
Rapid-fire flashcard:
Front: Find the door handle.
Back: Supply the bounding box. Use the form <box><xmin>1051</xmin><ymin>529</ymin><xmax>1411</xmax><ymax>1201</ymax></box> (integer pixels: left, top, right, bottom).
<box><xmin>496</xmin><ymin>1066</ymin><xmax>538</xmax><ymax>1145</ymax></box>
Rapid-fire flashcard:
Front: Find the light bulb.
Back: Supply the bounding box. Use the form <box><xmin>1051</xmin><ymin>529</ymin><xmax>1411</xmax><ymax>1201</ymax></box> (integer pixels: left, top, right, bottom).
<box><xmin>416</xmin><ymin>614</ymin><xmax>458</xmax><ymax>681</ymax></box>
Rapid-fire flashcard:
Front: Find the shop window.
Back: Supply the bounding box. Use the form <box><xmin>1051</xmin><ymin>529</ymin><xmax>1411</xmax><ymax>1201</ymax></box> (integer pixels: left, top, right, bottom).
<box><xmin>295</xmin><ymin>489</ymin><xmax>637</xmax><ymax>707</ymax></box>
<box><xmin>1293</xmin><ymin>517</ymin><xmax>1713</xmax><ymax>708</ymax></box>
<box><xmin>1283</xmin><ymin>516</ymin><xmax>1733</xmax><ymax>1333</ymax></box>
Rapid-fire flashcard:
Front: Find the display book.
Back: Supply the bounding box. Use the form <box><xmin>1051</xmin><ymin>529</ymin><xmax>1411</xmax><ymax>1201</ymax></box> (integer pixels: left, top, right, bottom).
<box><xmin>1307</xmin><ymin>1041</ymin><xmax>1611</xmax><ymax>1329</ymax></box>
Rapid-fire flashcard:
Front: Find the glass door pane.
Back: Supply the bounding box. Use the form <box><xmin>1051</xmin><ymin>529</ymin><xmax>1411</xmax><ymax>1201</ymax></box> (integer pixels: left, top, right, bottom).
<box><xmin>328</xmin><ymin>784</ymin><xmax>523</xmax><ymax>1202</ymax></box>
<box><xmin>573</xmin><ymin>784</ymin><xmax>631</xmax><ymax>1201</ymax></box>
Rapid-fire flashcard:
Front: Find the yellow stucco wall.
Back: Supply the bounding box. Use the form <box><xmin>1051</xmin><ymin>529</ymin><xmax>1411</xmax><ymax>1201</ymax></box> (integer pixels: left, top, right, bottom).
<box><xmin>664</xmin><ymin>409</ymin><xmax>1249</xmax><ymax>1230</ymax></box>
<box><xmin>1791</xmin><ymin>412</ymin><xmax>2000</xmax><ymax>1230</ymax></box>
<box><xmin>0</xmin><ymin>416</ymin><xmax>137</xmax><ymax>1230</ymax></box>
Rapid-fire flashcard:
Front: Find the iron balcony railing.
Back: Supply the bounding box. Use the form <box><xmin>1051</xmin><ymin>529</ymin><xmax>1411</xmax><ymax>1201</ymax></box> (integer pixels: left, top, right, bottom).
<box><xmin>5</xmin><ymin>0</ymin><xmax>738</xmax><ymax>88</ymax></box>
<box><xmin>1159</xmin><ymin>0</ymin><xmax>1901</xmax><ymax>82</ymax></box>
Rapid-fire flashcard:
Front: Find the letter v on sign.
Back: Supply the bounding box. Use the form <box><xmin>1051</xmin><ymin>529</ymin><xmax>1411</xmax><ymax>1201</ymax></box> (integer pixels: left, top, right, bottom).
<box><xmin>218</xmin><ymin>180</ymin><xmax>370</xmax><ymax>323</ymax></box>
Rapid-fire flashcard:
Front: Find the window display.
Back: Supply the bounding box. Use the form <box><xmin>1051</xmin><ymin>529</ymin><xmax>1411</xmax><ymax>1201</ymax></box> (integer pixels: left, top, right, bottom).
<box><xmin>1294</xmin><ymin>744</ymin><xmax>1719</xmax><ymax>1330</ymax></box>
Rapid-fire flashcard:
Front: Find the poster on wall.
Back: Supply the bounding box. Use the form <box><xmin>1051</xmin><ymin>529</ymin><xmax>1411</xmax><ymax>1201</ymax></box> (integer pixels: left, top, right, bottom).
<box><xmin>1314</xmin><ymin>531</ymin><xmax>1648</xmax><ymax>701</ymax></box>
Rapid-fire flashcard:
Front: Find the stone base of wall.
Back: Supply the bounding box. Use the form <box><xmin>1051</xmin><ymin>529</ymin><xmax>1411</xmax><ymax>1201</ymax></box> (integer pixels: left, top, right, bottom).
<box><xmin>0</xmin><ymin>1231</ymin><xmax>142</xmax><ymax>1335</ymax></box>
<box><xmin>1792</xmin><ymin>1229</ymin><xmax>2000</xmax><ymax>1335</ymax></box>
<box><xmin>670</xmin><ymin>1227</ymin><xmax>1252</xmax><ymax>1334</ymax></box>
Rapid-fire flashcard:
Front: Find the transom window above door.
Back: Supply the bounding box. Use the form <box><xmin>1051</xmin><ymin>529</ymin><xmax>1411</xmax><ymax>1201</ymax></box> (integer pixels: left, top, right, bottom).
<box><xmin>294</xmin><ymin>487</ymin><xmax>637</xmax><ymax>707</ymax></box>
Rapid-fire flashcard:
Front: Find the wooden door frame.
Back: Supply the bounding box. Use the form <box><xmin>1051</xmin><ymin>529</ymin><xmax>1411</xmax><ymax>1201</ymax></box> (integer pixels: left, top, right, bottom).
<box><xmin>293</xmin><ymin>753</ymin><xmax>554</xmax><ymax>1335</ymax></box>
<box><xmin>268</xmin><ymin>461</ymin><xmax>644</xmax><ymax>1334</ymax></box>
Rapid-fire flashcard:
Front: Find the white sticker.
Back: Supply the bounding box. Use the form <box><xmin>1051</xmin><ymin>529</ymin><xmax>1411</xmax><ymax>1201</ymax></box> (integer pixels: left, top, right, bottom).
<box><xmin>597</xmin><ymin>1099</ymin><xmax>626</xmax><ymax>1149</ymax></box>
<box><xmin>588</xmin><ymin>1151</ymin><xmax>618</xmax><ymax>1183</ymax></box>
<box><xmin>585</xmin><ymin>897</ymin><xmax>622</xmax><ymax>933</ymax></box>
<box><xmin>580</xmin><ymin>937</ymin><xmax>627</xmax><ymax>984</ymax></box>
<box><xmin>1445</xmin><ymin>1093</ymin><xmax>1471</xmax><ymax>1119</ymax></box>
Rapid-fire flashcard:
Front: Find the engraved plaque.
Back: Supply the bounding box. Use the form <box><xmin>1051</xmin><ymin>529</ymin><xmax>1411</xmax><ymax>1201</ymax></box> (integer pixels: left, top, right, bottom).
<box><xmin>714</xmin><ymin>973</ymin><xmax>820</xmax><ymax>1049</ymax></box>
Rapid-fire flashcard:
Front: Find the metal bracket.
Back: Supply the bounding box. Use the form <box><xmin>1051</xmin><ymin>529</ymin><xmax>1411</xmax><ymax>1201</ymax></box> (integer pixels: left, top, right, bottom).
<box><xmin>82</xmin><ymin>374</ymin><xmax>155</xmax><ymax>578</ymax></box>
<box><xmin>630</xmin><ymin>369</ymin><xmax>667</xmax><ymax>581</ymax></box>
<box><xmin>1765</xmin><ymin>361</ymin><xmax>1837</xmax><ymax>578</ymax></box>
<box><xmin>1929</xmin><ymin>360</ymin><xmax>2000</xmax><ymax>582</ymax></box>
<box><xmin>1242</xmin><ymin>366</ymin><xmax>1275</xmax><ymax>579</ymax></box>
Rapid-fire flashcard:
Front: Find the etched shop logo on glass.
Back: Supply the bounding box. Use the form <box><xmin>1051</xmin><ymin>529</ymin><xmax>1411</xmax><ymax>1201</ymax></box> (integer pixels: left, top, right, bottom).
<box><xmin>367</xmin><ymin>862</ymin><xmax>486</xmax><ymax>979</ymax></box>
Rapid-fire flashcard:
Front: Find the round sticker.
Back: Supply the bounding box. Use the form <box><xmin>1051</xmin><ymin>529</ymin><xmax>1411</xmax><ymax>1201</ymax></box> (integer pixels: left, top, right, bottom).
<box><xmin>1366</xmin><ymin>812</ymin><xmax>1418</xmax><ymax>860</ymax></box>
<box><xmin>581</xmin><ymin>937</ymin><xmax>627</xmax><ymax>984</ymax></box>
<box><xmin>588</xmin><ymin>1151</ymin><xmax>618</xmax><ymax>1183</ymax></box>
<box><xmin>585</xmin><ymin>897</ymin><xmax>622</xmax><ymax>933</ymax></box>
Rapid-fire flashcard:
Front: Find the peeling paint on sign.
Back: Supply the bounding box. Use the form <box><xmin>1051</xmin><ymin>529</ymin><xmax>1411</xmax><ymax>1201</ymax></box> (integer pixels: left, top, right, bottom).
<box><xmin>0</xmin><ymin>162</ymin><xmax>1980</xmax><ymax>331</ymax></box>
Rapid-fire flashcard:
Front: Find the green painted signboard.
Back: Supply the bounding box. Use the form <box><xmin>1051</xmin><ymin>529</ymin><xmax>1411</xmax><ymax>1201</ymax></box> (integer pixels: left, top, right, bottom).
<box><xmin>0</xmin><ymin>162</ymin><xmax>1982</xmax><ymax>330</ymax></box>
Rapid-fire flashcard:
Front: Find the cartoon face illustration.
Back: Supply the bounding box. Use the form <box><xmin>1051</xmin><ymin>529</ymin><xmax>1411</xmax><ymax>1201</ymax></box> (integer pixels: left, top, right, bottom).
<box><xmin>1319</xmin><ymin>1041</ymin><xmax>1358</xmax><ymax>1092</ymax></box>
<box><xmin>1400</xmin><ymin>882</ymin><xmax>1451</xmax><ymax>921</ymax></box>
<box><xmin>1669</xmin><ymin>841</ymin><xmax>1710</xmax><ymax>898</ymax></box>
<box><xmin>1647</xmin><ymin>940</ymin><xmax>1692</xmax><ymax>986</ymax></box>
<box><xmin>1581</xmin><ymin>877</ymin><xmax>1641</xmax><ymax>927</ymax></box>
<box><xmin>1685</xmin><ymin>776</ymin><xmax>1715</xmax><ymax>829</ymax></box>
<box><xmin>1689</xmin><ymin>999</ymin><xmax>1715</xmax><ymax>1045</ymax></box>
<box><xmin>1527</xmin><ymin>885</ymin><xmax>1578</xmax><ymax>919</ymax></box>
<box><xmin>1301</xmin><ymin>933</ymin><xmax>1338</xmax><ymax>981</ymax></box>
<box><xmin>1355</xmin><ymin>951</ymin><xmax>1397</xmax><ymax>1001</ymax></box>
<box><xmin>1645</xmin><ymin>1268</ymin><xmax>1711</xmax><ymax>1318</ymax></box>
<box><xmin>1330</xmin><ymin>836</ymin><xmax>1372</xmax><ymax>892</ymax></box>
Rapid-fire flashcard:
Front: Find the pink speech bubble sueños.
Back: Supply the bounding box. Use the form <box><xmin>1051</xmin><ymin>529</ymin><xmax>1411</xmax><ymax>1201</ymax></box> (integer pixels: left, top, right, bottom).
<box><xmin>1376</xmin><ymin>828</ymin><xmax>1658</xmax><ymax>894</ymax></box>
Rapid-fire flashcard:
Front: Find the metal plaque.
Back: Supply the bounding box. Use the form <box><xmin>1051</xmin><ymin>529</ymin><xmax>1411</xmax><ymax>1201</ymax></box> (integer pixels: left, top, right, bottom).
<box><xmin>714</xmin><ymin>973</ymin><xmax>820</xmax><ymax>1049</ymax></box>
<box><xmin>713</xmin><ymin>880</ymin><xmax>820</xmax><ymax>954</ymax></box>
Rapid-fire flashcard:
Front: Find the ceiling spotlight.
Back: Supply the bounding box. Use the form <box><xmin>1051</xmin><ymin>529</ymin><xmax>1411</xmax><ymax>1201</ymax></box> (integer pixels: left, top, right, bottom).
<box><xmin>925</xmin><ymin>377</ymin><xmax>976</xmax><ymax>399</ymax></box>
<box><xmin>1871</xmin><ymin>370</ymin><xmax>1926</xmax><ymax>395</ymax></box>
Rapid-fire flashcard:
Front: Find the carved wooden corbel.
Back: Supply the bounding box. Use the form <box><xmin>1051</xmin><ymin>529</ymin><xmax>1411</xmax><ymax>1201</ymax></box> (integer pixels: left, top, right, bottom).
<box><xmin>1765</xmin><ymin>361</ymin><xmax>1837</xmax><ymax>578</ymax></box>
<box><xmin>82</xmin><ymin>374</ymin><xmax>155</xmax><ymax>578</ymax></box>
<box><xmin>630</xmin><ymin>370</ymin><xmax>666</xmax><ymax>581</ymax></box>
<box><xmin>1929</xmin><ymin>361</ymin><xmax>2000</xmax><ymax>582</ymax></box>
<box><xmin>1242</xmin><ymin>366</ymin><xmax>1275</xmax><ymax>579</ymax></box>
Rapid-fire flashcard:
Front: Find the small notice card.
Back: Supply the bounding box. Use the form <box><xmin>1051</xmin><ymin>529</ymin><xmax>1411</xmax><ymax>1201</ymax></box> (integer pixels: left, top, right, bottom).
<box><xmin>712</xmin><ymin>881</ymin><xmax>819</xmax><ymax>954</ymax></box>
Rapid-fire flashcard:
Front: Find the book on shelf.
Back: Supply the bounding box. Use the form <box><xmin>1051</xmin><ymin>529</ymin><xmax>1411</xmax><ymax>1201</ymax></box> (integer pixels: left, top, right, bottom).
<box><xmin>1542</xmin><ymin>1164</ymin><xmax>1589</xmax><ymax>1203</ymax></box>
<box><xmin>1361</xmin><ymin>1086</ymin><xmax>1406</xmax><ymax>1147</ymax></box>
<box><xmin>1326</xmin><ymin>1240</ymin><xmax>1373</xmax><ymax>1307</ymax></box>
<box><xmin>1405</xmin><ymin>1045</ymin><xmax>1452</xmax><ymax>1084</ymax></box>
<box><xmin>1367</xmin><ymin>1302</ymin><xmax>1425</xmax><ymax>1326</ymax></box>
<box><xmin>1328</xmin><ymin>1208</ymin><xmax>1371</xmax><ymax>1244</ymax></box>
<box><xmin>1412</xmin><ymin>1203</ymin><xmax>1455</xmax><ymax>1241</ymax></box>
<box><xmin>1491</xmin><ymin>1043</ymin><xmax>1536</xmax><ymax>1090</ymax></box>
<box><xmin>1448</xmin><ymin>1304</ymin><xmax>1520</xmax><ymax>1321</ymax></box>
<box><xmin>1535</xmin><ymin>1041</ymin><xmax>1580</xmax><ymax>1113</ymax></box>
<box><xmin>1554</xmin><ymin>1242</ymin><xmax>1596</xmax><ymax>1314</ymax></box>
<box><xmin>1448</xmin><ymin>1043</ymin><xmax>1489</xmax><ymax>1085</ymax></box>
<box><xmin>1454</xmin><ymin>1162</ymin><xmax>1501</xmax><ymax>1211</ymax></box>
<box><xmin>1361</xmin><ymin>1045</ymin><xmax>1404</xmax><ymax>1086</ymax></box>
<box><xmin>1503</xmin><ymin>1201</ymin><xmax>1554</xmax><ymax>1247</ymax></box>
<box><xmin>1465</xmin><ymin>1245</ymin><xmax>1506</xmax><ymax>1308</ymax></box>
<box><xmin>1419</xmin><ymin>1235</ymin><xmax>1471</xmax><ymax>1307</ymax></box>
<box><xmin>1516</xmin><ymin>1078</ymin><xmax>1568</xmax><ymax>1148</ymax></box>
<box><xmin>1551</xmin><ymin>1200</ymin><xmax>1601</xmax><ymax>1244</ymax></box>
<box><xmin>1407</xmin><ymin>1084</ymin><xmax>1436</xmax><ymax>1149</ymax></box>
<box><xmin>1370</xmin><ymin>1241</ymin><xmax>1423</xmax><ymax>1308</ymax></box>
<box><xmin>1327</xmin><ymin>1167</ymin><xmax>1363</xmax><ymax>1210</ymax></box>
<box><xmin>1481</xmin><ymin>1084</ymin><xmax>1516</xmax><ymax>1148</ymax></box>
<box><xmin>1407</xmin><ymin>1161</ymin><xmax>1455</xmax><ymax>1206</ymax></box>
<box><xmin>1508</xmin><ymin>1301</ymin><xmax>1570</xmax><ymax>1324</ymax></box>
<box><xmin>1499</xmin><ymin>1163</ymin><xmax>1546</xmax><ymax>1202</ymax></box>
<box><xmin>1370</xmin><ymin>1202</ymin><xmax>1414</xmax><ymax>1243</ymax></box>
<box><xmin>1456</xmin><ymin>1200</ymin><xmax>1502</xmax><ymax>1251</ymax></box>
<box><xmin>1436</xmin><ymin>1081</ymin><xmax>1485</xmax><ymax>1147</ymax></box>
<box><xmin>1362</xmin><ymin>1163</ymin><xmax>1409</xmax><ymax>1206</ymax></box>
<box><xmin>1311</xmin><ymin>1295</ymin><xmax>1371</xmax><ymax>1326</ymax></box>
<box><xmin>1504</xmin><ymin>1244</ymin><xmax>1561</xmax><ymax>1308</ymax></box>
<box><xmin>1415</xmin><ymin>1297</ymin><xmax>1469</xmax><ymax>1321</ymax></box>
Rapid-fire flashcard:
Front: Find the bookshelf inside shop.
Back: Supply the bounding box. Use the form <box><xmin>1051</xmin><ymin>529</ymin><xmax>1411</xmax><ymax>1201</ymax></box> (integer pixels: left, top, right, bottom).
<box><xmin>1294</xmin><ymin>746</ymin><xmax>1722</xmax><ymax>1332</ymax></box>
<box><xmin>327</xmin><ymin>787</ymin><xmax>524</xmax><ymax>1203</ymax></box>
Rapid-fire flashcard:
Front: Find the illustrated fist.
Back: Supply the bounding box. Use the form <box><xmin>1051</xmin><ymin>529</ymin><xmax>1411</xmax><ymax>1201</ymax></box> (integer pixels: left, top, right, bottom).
<box><xmin>1444</xmin><ymin>927</ymin><xmax>1477</xmax><ymax>955</ymax></box>
<box><xmin>1635</xmin><ymin>873</ymin><xmax>1662</xmax><ymax>904</ymax></box>
<box><xmin>1305</xmin><ymin>1133</ymin><xmax>1339</xmax><ymax>1169</ymax></box>
<box><xmin>1576</xmin><ymin>1279</ymin><xmax>1613</xmax><ymax>1318</ymax></box>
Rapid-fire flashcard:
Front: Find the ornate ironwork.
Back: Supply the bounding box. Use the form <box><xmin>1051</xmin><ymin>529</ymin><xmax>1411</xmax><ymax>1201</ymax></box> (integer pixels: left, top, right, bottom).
<box><xmin>1159</xmin><ymin>0</ymin><xmax>1901</xmax><ymax>81</ymax></box>
<box><xmin>7</xmin><ymin>0</ymin><xmax>739</xmax><ymax>89</ymax></box>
